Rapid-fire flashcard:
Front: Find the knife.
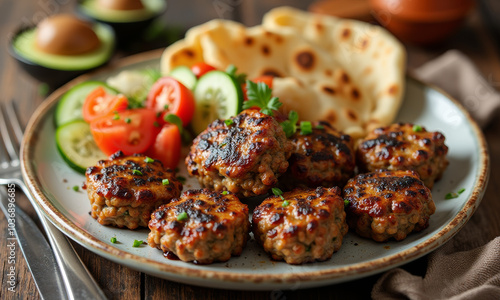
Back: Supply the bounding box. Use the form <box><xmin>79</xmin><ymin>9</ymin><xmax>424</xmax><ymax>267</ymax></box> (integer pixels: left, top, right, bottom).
<box><xmin>0</xmin><ymin>186</ymin><xmax>67</xmax><ymax>300</ymax></box>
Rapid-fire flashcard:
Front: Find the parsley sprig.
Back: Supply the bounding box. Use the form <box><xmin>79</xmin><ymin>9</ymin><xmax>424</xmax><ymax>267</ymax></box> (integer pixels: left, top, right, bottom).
<box><xmin>243</xmin><ymin>80</ymin><xmax>282</xmax><ymax>116</ymax></box>
<box><xmin>280</xmin><ymin>111</ymin><xmax>299</xmax><ymax>138</ymax></box>
<box><xmin>164</xmin><ymin>113</ymin><xmax>183</xmax><ymax>133</ymax></box>
<box><xmin>226</xmin><ymin>65</ymin><xmax>247</xmax><ymax>85</ymax></box>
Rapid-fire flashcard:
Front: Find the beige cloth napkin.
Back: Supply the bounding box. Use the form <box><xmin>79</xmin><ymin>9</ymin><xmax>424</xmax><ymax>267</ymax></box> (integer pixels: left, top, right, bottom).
<box><xmin>412</xmin><ymin>50</ymin><xmax>500</xmax><ymax>128</ymax></box>
<box><xmin>372</xmin><ymin>50</ymin><xmax>500</xmax><ymax>299</ymax></box>
<box><xmin>372</xmin><ymin>237</ymin><xmax>500</xmax><ymax>300</ymax></box>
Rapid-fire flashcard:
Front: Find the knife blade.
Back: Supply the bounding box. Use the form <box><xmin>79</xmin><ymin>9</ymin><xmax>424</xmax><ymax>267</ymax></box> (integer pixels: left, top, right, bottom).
<box><xmin>0</xmin><ymin>185</ymin><xmax>67</xmax><ymax>300</ymax></box>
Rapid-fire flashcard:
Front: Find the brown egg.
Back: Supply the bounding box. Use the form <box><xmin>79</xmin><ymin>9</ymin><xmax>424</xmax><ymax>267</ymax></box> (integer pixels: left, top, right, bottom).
<box><xmin>98</xmin><ymin>0</ymin><xmax>144</xmax><ymax>10</ymax></box>
<box><xmin>35</xmin><ymin>14</ymin><xmax>100</xmax><ymax>56</ymax></box>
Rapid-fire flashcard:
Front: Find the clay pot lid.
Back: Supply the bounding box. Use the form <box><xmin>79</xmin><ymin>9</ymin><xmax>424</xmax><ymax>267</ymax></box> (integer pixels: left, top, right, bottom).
<box><xmin>370</xmin><ymin>0</ymin><xmax>476</xmax><ymax>22</ymax></box>
<box><xmin>309</xmin><ymin>0</ymin><xmax>373</xmax><ymax>22</ymax></box>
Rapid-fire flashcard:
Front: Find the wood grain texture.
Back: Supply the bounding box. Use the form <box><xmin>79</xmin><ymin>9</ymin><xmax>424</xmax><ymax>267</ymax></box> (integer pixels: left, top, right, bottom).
<box><xmin>1</xmin><ymin>1</ymin><xmax>500</xmax><ymax>299</ymax></box>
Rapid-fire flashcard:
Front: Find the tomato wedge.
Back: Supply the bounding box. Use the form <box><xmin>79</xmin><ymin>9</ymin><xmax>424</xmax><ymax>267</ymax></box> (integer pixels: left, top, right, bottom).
<box><xmin>243</xmin><ymin>76</ymin><xmax>274</xmax><ymax>101</ymax></box>
<box><xmin>145</xmin><ymin>124</ymin><xmax>181</xmax><ymax>169</ymax></box>
<box><xmin>90</xmin><ymin>109</ymin><xmax>158</xmax><ymax>156</ymax></box>
<box><xmin>146</xmin><ymin>77</ymin><xmax>195</xmax><ymax>127</ymax></box>
<box><xmin>82</xmin><ymin>87</ymin><xmax>128</xmax><ymax>123</ymax></box>
<box><xmin>191</xmin><ymin>62</ymin><xmax>216</xmax><ymax>78</ymax></box>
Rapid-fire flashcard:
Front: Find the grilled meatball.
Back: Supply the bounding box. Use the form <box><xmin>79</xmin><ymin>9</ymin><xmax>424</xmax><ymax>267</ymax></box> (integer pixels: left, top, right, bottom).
<box><xmin>148</xmin><ymin>189</ymin><xmax>250</xmax><ymax>264</ymax></box>
<box><xmin>252</xmin><ymin>187</ymin><xmax>348</xmax><ymax>264</ymax></box>
<box><xmin>186</xmin><ymin>109</ymin><xmax>292</xmax><ymax>198</ymax></box>
<box><xmin>356</xmin><ymin>123</ymin><xmax>448</xmax><ymax>189</ymax></box>
<box><xmin>282</xmin><ymin>121</ymin><xmax>355</xmax><ymax>189</ymax></box>
<box><xmin>343</xmin><ymin>170</ymin><xmax>435</xmax><ymax>242</ymax></box>
<box><xmin>86</xmin><ymin>151</ymin><xmax>182</xmax><ymax>230</ymax></box>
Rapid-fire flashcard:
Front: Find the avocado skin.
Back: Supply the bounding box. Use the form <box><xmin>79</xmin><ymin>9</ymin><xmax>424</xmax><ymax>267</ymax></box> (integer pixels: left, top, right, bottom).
<box><xmin>76</xmin><ymin>0</ymin><xmax>167</xmax><ymax>46</ymax></box>
<box><xmin>9</xmin><ymin>24</ymin><xmax>115</xmax><ymax>88</ymax></box>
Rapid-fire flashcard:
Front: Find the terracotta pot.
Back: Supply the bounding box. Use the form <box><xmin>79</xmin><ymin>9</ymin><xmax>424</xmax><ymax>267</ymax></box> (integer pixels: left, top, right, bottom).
<box><xmin>369</xmin><ymin>0</ymin><xmax>475</xmax><ymax>45</ymax></box>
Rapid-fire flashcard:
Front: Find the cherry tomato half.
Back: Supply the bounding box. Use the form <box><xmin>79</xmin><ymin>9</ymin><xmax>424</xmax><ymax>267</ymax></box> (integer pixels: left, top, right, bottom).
<box><xmin>82</xmin><ymin>87</ymin><xmax>128</xmax><ymax>123</ymax></box>
<box><xmin>145</xmin><ymin>123</ymin><xmax>181</xmax><ymax>169</ymax></box>
<box><xmin>146</xmin><ymin>77</ymin><xmax>195</xmax><ymax>127</ymax></box>
<box><xmin>191</xmin><ymin>62</ymin><xmax>216</xmax><ymax>78</ymax></box>
<box><xmin>90</xmin><ymin>109</ymin><xmax>159</xmax><ymax>156</ymax></box>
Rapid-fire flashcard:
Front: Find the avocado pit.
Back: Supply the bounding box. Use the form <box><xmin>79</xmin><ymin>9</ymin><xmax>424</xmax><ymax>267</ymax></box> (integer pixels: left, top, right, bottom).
<box><xmin>98</xmin><ymin>0</ymin><xmax>145</xmax><ymax>10</ymax></box>
<box><xmin>35</xmin><ymin>14</ymin><xmax>101</xmax><ymax>56</ymax></box>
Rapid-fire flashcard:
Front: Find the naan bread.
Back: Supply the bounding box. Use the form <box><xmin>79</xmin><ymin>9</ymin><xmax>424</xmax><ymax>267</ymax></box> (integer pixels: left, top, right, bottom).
<box><xmin>160</xmin><ymin>7</ymin><xmax>405</xmax><ymax>138</ymax></box>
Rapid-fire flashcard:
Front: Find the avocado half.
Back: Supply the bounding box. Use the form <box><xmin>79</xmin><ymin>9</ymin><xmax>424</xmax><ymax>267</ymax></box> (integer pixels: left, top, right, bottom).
<box><xmin>77</xmin><ymin>0</ymin><xmax>167</xmax><ymax>44</ymax></box>
<box><xmin>10</xmin><ymin>23</ymin><xmax>115</xmax><ymax>87</ymax></box>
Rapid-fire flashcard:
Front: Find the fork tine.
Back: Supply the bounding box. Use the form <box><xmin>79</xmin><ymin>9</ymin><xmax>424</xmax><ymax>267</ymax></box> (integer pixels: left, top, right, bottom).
<box><xmin>0</xmin><ymin>102</ymin><xmax>20</xmax><ymax>164</ymax></box>
<box><xmin>6</xmin><ymin>100</ymin><xmax>24</xmax><ymax>142</ymax></box>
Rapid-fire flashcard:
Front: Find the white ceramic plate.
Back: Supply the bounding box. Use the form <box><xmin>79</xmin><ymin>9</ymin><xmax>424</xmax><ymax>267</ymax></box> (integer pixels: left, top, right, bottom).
<box><xmin>21</xmin><ymin>50</ymin><xmax>489</xmax><ymax>290</ymax></box>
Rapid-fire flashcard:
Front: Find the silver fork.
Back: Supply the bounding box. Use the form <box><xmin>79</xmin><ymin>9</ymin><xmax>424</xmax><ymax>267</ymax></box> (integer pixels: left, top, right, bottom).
<box><xmin>0</xmin><ymin>100</ymin><xmax>107</xmax><ymax>300</ymax></box>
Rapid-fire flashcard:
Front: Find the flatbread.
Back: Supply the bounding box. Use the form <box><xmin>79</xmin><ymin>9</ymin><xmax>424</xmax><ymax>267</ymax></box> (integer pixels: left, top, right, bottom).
<box><xmin>160</xmin><ymin>7</ymin><xmax>405</xmax><ymax>138</ymax></box>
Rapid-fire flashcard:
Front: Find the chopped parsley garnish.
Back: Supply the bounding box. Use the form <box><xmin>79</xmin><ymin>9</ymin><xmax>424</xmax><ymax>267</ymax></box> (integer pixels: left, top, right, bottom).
<box><xmin>177</xmin><ymin>212</ymin><xmax>188</xmax><ymax>221</ymax></box>
<box><xmin>282</xmin><ymin>200</ymin><xmax>290</xmax><ymax>207</ymax></box>
<box><xmin>156</xmin><ymin>111</ymin><xmax>162</xmax><ymax>118</ymax></box>
<box><xmin>153</xmin><ymin>121</ymin><xmax>160</xmax><ymax>128</ymax></box>
<box><xmin>344</xmin><ymin>199</ymin><xmax>350</xmax><ymax>207</ymax></box>
<box><xmin>125</xmin><ymin>118</ymin><xmax>131</xmax><ymax>124</ymax></box>
<box><xmin>280</xmin><ymin>110</ymin><xmax>299</xmax><ymax>138</ymax></box>
<box><xmin>162</xmin><ymin>179</ymin><xmax>170</xmax><ymax>185</ymax></box>
<box><xmin>133</xmin><ymin>169</ymin><xmax>143</xmax><ymax>176</ymax></box>
<box><xmin>144</xmin><ymin>156</ymin><xmax>154</xmax><ymax>163</ymax></box>
<box><xmin>132</xmin><ymin>240</ymin><xmax>144</xmax><ymax>247</ymax></box>
<box><xmin>164</xmin><ymin>113</ymin><xmax>183</xmax><ymax>133</ymax></box>
<box><xmin>243</xmin><ymin>80</ymin><xmax>282</xmax><ymax>116</ymax></box>
<box><xmin>124</xmin><ymin>211</ymin><xmax>129</xmax><ymax>216</ymax></box>
<box><xmin>220</xmin><ymin>142</ymin><xmax>227</xmax><ymax>147</ymax></box>
<box><xmin>113</xmin><ymin>112</ymin><xmax>120</xmax><ymax>120</ymax></box>
<box><xmin>72</xmin><ymin>185</ymin><xmax>79</xmax><ymax>192</ymax></box>
<box><xmin>164</xmin><ymin>104</ymin><xmax>169</xmax><ymax>110</ymax></box>
<box><xmin>300</xmin><ymin>121</ymin><xmax>313</xmax><ymax>135</ymax></box>
<box><xmin>222</xmin><ymin>191</ymin><xmax>229</xmax><ymax>195</ymax></box>
<box><xmin>110</xmin><ymin>236</ymin><xmax>117</xmax><ymax>243</ymax></box>
<box><xmin>445</xmin><ymin>188</ymin><xmax>465</xmax><ymax>199</ymax></box>
<box><xmin>413</xmin><ymin>124</ymin><xmax>423</xmax><ymax>132</ymax></box>
<box><xmin>225</xmin><ymin>64</ymin><xmax>247</xmax><ymax>85</ymax></box>
<box><xmin>315</xmin><ymin>124</ymin><xmax>325</xmax><ymax>130</ymax></box>
<box><xmin>225</xmin><ymin>119</ymin><xmax>234</xmax><ymax>126</ymax></box>
<box><xmin>176</xmin><ymin>176</ymin><xmax>186</xmax><ymax>184</ymax></box>
<box><xmin>272</xmin><ymin>187</ymin><xmax>285</xmax><ymax>200</ymax></box>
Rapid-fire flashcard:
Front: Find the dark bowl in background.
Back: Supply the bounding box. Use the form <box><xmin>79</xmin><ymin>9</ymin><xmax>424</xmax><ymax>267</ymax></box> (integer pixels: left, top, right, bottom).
<box><xmin>76</xmin><ymin>0</ymin><xmax>167</xmax><ymax>47</ymax></box>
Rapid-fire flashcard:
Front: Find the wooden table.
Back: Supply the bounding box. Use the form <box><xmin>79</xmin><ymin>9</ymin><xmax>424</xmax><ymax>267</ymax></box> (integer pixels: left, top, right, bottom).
<box><xmin>1</xmin><ymin>1</ymin><xmax>500</xmax><ymax>299</ymax></box>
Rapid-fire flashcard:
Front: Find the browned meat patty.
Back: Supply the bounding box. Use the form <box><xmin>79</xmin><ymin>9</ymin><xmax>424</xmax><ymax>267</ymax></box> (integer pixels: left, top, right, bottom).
<box><xmin>356</xmin><ymin>123</ymin><xmax>448</xmax><ymax>189</ymax></box>
<box><xmin>86</xmin><ymin>151</ymin><xmax>182</xmax><ymax>230</ymax></box>
<box><xmin>282</xmin><ymin>121</ymin><xmax>355</xmax><ymax>189</ymax></box>
<box><xmin>343</xmin><ymin>170</ymin><xmax>435</xmax><ymax>242</ymax></box>
<box><xmin>186</xmin><ymin>109</ymin><xmax>292</xmax><ymax>198</ymax></box>
<box><xmin>252</xmin><ymin>187</ymin><xmax>348</xmax><ymax>264</ymax></box>
<box><xmin>148</xmin><ymin>189</ymin><xmax>250</xmax><ymax>264</ymax></box>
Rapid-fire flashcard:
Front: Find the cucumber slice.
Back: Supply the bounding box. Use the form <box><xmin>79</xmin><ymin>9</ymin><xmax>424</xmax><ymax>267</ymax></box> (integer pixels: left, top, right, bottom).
<box><xmin>169</xmin><ymin>66</ymin><xmax>197</xmax><ymax>90</ymax></box>
<box><xmin>55</xmin><ymin>81</ymin><xmax>117</xmax><ymax>127</ymax></box>
<box><xmin>56</xmin><ymin>120</ymin><xmax>107</xmax><ymax>174</ymax></box>
<box><xmin>192</xmin><ymin>70</ymin><xmax>243</xmax><ymax>134</ymax></box>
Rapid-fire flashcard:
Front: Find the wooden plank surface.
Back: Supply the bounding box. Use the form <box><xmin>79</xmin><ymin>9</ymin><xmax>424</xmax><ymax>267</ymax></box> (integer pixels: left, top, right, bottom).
<box><xmin>1</xmin><ymin>1</ymin><xmax>500</xmax><ymax>299</ymax></box>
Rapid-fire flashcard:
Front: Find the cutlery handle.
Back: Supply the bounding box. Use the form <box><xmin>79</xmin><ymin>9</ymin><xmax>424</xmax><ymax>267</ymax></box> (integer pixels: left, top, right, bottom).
<box><xmin>0</xmin><ymin>186</ymin><xmax>68</xmax><ymax>300</ymax></box>
<box><xmin>16</xmin><ymin>180</ymin><xmax>108</xmax><ymax>300</ymax></box>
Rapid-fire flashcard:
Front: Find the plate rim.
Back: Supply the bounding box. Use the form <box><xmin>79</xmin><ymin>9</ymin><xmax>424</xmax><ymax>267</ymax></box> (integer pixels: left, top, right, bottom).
<box><xmin>20</xmin><ymin>49</ymin><xmax>490</xmax><ymax>287</ymax></box>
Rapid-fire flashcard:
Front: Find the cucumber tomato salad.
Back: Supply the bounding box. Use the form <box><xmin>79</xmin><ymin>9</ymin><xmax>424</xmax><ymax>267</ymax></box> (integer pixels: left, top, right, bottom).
<box><xmin>54</xmin><ymin>62</ymin><xmax>274</xmax><ymax>173</ymax></box>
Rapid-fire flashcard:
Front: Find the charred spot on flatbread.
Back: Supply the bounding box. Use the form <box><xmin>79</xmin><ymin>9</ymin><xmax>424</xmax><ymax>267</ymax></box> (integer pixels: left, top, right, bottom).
<box><xmin>244</xmin><ymin>36</ymin><xmax>254</xmax><ymax>46</ymax></box>
<box><xmin>388</xmin><ymin>84</ymin><xmax>399</xmax><ymax>95</ymax></box>
<box><xmin>295</xmin><ymin>50</ymin><xmax>315</xmax><ymax>71</ymax></box>
<box><xmin>261</xmin><ymin>69</ymin><xmax>282</xmax><ymax>77</ymax></box>
<box><xmin>325</xmin><ymin>69</ymin><xmax>333</xmax><ymax>77</ymax></box>
<box><xmin>341</xmin><ymin>27</ymin><xmax>351</xmax><ymax>39</ymax></box>
<box><xmin>351</xmin><ymin>88</ymin><xmax>361</xmax><ymax>101</ymax></box>
<box><xmin>322</xmin><ymin>86</ymin><xmax>336</xmax><ymax>95</ymax></box>
<box><xmin>262</xmin><ymin>44</ymin><xmax>271</xmax><ymax>56</ymax></box>
<box><xmin>325</xmin><ymin>110</ymin><xmax>337</xmax><ymax>123</ymax></box>
<box><xmin>346</xmin><ymin>109</ymin><xmax>358</xmax><ymax>121</ymax></box>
